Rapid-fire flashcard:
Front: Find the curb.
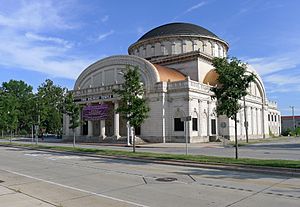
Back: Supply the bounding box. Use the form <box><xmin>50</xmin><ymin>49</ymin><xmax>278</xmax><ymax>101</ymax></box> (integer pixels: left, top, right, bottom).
<box><xmin>1</xmin><ymin>143</ymin><xmax>300</xmax><ymax>178</ymax></box>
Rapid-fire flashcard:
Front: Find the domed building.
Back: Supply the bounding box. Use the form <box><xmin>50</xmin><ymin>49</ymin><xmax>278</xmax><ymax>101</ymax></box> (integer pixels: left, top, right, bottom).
<box><xmin>63</xmin><ymin>22</ymin><xmax>281</xmax><ymax>143</ymax></box>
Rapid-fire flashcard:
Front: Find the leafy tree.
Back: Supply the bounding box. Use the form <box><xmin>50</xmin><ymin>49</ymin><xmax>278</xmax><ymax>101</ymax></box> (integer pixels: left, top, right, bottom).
<box><xmin>211</xmin><ymin>57</ymin><xmax>255</xmax><ymax>159</ymax></box>
<box><xmin>37</xmin><ymin>79</ymin><xmax>66</xmax><ymax>137</ymax></box>
<box><xmin>114</xmin><ymin>65</ymin><xmax>150</xmax><ymax>152</ymax></box>
<box><xmin>0</xmin><ymin>80</ymin><xmax>34</xmax><ymax>138</ymax></box>
<box><xmin>64</xmin><ymin>92</ymin><xmax>80</xmax><ymax>147</ymax></box>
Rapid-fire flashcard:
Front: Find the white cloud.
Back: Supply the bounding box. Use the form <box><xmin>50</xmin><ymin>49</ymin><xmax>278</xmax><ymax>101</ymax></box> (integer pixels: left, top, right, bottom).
<box><xmin>0</xmin><ymin>30</ymin><xmax>93</xmax><ymax>80</ymax></box>
<box><xmin>174</xmin><ymin>1</ymin><xmax>206</xmax><ymax>20</ymax></box>
<box><xmin>25</xmin><ymin>32</ymin><xmax>73</xmax><ymax>48</ymax></box>
<box><xmin>264</xmin><ymin>73</ymin><xmax>300</xmax><ymax>86</ymax></box>
<box><xmin>0</xmin><ymin>0</ymin><xmax>96</xmax><ymax>80</ymax></box>
<box><xmin>184</xmin><ymin>2</ymin><xmax>206</xmax><ymax>14</ymax></box>
<box><xmin>101</xmin><ymin>15</ymin><xmax>109</xmax><ymax>23</ymax></box>
<box><xmin>0</xmin><ymin>1</ymin><xmax>75</xmax><ymax>31</ymax></box>
<box><xmin>247</xmin><ymin>56</ymin><xmax>298</xmax><ymax>76</ymax></box>
<box><xmin>97</xmin><ymin>30</ymin><xmax>114</xmax><ymax>41</ymax></box>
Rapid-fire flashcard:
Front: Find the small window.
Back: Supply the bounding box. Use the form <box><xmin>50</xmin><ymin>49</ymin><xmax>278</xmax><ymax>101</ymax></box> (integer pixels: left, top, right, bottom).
<box><xmin>271</xmin><ymin>115</ymin><xmax>274</xmax><ymax>122</ymax></box>
<box><xmin>268</xmin><ymin>114</ymin><xmax>270</xmax><ymax>121</ymax></box>
<box><xmin>274</xmin><ymin>115</ymin><xmax>277</xmax><ymax>122</ymax></box>
<box><xmin>174</xmin><ymin>118</ymin><xmax>184</xmax><ymax>131</ymax></box>
<box><xmin>192</xmin><ymin>118</ymin><xmax>198</xmax><ymax>131</ymax></box>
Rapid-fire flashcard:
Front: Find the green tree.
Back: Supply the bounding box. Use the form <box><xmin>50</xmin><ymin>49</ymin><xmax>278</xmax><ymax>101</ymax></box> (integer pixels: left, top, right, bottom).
<box><xmin>114</xmin><ymin>65</ymin><xmax>150</xmax><ymax>152</ymax></box>
<box><xmin>0</xmin><ymin>80</ymin><xmax>34</xmax><ymax>138</ymax></box>
<box><xmin>64</xmin><ymin>92</ymin><xmax>80</xmax><ymax>147</ymax></box>
<box><xmin>37</xmin><ymin>79</ymin><xmax>66</xmax><ymax>137</ymax></box>
<box><xmin>211</xmin><ymin>57</ymin><xmax>255</xmax><ymax>159</ymax></box>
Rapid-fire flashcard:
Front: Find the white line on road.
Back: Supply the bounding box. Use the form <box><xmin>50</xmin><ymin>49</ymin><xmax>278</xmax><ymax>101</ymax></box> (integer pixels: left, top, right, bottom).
<box><xmin>3</xmin><ymin>169</ymin><xmax>150</xmax><ymax>207</ymax></box>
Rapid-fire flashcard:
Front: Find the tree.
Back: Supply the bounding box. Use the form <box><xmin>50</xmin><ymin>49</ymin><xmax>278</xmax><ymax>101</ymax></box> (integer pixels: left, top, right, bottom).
<box><xmin>211</xmin><ymin>57</ymin><xmax>255</xmax><ymax>159</ymax></box>
<box><xmin>37</xmin><ymin>79</ymin><xmax>66</xmax><ymax>137</ymax></box>
<box><xmin>114</xmin><ymin>65</ymin><xmax>150</xmax><ymax>152</ymax></box>
<box><xmin>0</xmin><ymin>80</ymin><xmax>33</xmax><ymax>139</ymax></box>
<box><xmin>64</xmin><ymin>92</ymin><xmax>80</xmax><ymax>147</ymax></box>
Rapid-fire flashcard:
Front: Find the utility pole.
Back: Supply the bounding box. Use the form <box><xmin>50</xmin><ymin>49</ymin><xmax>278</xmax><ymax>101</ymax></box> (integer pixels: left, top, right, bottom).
<box><xmin>290</xmin><ymin>106</ymin><xmax>296</xmax><ymax>134</ymax></box>
<box><xmin>243</xmin><ymin>97</ymin><xmax>249</xmax><ymax>143</ymax></box>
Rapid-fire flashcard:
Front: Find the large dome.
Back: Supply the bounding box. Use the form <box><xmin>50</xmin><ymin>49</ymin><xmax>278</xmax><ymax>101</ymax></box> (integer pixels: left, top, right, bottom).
<box><xmin>128</xmin><ymin>22</ymin><xmax>228</xmax><ymax>59</ymax></box>
<box><xmin>138</xmin><ymin>22</ymin><xmax>219</xmax><ymax>41</ymax></box>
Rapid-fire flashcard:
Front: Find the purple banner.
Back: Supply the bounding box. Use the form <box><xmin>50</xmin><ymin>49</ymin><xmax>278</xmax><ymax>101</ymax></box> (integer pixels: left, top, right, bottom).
<box><xmin>82</xmin><ymin>104</ymin><xmax>109</xmax><ymax>120</ymax></box>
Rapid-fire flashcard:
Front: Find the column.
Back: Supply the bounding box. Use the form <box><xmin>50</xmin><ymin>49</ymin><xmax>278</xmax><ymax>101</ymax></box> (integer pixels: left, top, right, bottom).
<box><xmin>161</xmin><ymin>88</ymin><xmax>166</xmax><ymax>143</ymax></box>
<box><xmin>100</xmin><ymin>120</ymin><xmax>106</xmax><ymax>139</ymax></box>
<box><xmin>207</xmin><ymin>101</ymin><xmax>210</xmax><ymax>136</ymax></box>
<box><xmin>88</xmin><ymin>121</ymin><xmax>93</xmax><ymax>137</ymax></box>
<box><xmin>114</xmin><ymin>102</ymin><xmax>120</xmax><ymax>139</ymax></box>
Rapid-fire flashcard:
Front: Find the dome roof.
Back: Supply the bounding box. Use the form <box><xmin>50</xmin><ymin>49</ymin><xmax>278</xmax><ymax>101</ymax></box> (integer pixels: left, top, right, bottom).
<box><xmin>138</xmin><ymin>22</ymin><xmax>219</xmax><ymax>41</ymax></box>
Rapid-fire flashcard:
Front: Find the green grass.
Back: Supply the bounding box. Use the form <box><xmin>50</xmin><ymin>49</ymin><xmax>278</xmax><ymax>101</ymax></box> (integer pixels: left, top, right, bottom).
<box><xmin>1</xmin><ymin>142</ymin><xmax>300</xmax><ymax>169</ymax></box>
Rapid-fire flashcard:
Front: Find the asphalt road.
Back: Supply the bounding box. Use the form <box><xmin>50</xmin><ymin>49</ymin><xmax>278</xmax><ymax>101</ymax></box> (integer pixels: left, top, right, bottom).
<box><xmin>0</xmin><ymin>146</ymin><xmax>299</xmax><ymax>207</ymax></box>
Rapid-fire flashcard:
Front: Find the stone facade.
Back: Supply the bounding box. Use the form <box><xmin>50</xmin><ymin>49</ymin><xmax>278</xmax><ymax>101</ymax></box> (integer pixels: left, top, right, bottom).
<box><xmin>63</xmin><ymin>23</ymin><xmax>281</xmax><ymax>143</ymax></box>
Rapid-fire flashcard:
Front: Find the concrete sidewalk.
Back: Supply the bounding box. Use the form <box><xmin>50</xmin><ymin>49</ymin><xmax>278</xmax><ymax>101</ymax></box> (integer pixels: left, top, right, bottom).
<box><xmin>0</xmin><ymin>185</ymin><xmax>54</xmax><ymax>207</ymax></box>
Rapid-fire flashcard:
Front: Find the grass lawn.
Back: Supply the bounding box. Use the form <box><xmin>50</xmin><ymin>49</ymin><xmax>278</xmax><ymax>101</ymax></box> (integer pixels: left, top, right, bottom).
<box><xmin>1</xmin><ymin>142</ymin><xmax>300</xmax><ymax>169</ymax></box>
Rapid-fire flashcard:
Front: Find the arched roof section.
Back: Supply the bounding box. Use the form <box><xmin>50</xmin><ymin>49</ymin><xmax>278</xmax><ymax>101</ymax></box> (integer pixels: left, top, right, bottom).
<box><xmin>202</xmin><ymin>67</ymin><xmax>266</xmax><ymax>102</ymax></box>
<box><xmin>74</xmin><ymin>55</ymin><xmax>160</xmax><ymax>92</ymax></box>
<box><xmin>153</xmin><ymin>64</ymin><xmax>186</xmax><ymax>82</ymax></box>
<box><xmin>203</xmin><ymin>69</ymin><xmax>218</xmax><ymax>86</ymax></box>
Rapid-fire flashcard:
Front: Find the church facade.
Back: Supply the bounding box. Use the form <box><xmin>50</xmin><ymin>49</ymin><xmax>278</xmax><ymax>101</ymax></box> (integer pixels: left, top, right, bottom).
<box><xmin>63</xmin><ymin>23</ymin><xmax>281</xmax><ymax>143</ymax></box>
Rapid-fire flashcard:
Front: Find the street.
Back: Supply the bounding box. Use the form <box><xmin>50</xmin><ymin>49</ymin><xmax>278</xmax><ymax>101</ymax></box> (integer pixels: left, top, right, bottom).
<box><xmin>0</xmin><ymin>145</ymin><xmax>299</xmax><ymax>207</ymax></box>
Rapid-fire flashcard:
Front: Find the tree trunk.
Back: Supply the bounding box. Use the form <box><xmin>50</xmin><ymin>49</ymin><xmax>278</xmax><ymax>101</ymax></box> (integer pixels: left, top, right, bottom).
<box><xmin>73</xmin><ymin>129</ymin><xmax>76</xmax><ymax>148</ymax></box>
<box><xmin>10</xmin><ymin>130</ymin><xmax>12</xmax><ymax>143</ymax></box>
<box><xmin>132</xmin><ymin>128</ymin><xmax>136</xmax><ymax>153</ymax></box>
<box><xmin>234</xmin><ymin>114</ymin><xmax>238</xmax><ymax>159</ymax></box>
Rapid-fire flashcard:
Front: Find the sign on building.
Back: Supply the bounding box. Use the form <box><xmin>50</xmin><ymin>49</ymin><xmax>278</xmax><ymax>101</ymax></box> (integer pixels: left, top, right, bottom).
<box><xmin>82</xmin><ymin>104</ymin><xmax>109</xmax><ymax>120</ymax></box>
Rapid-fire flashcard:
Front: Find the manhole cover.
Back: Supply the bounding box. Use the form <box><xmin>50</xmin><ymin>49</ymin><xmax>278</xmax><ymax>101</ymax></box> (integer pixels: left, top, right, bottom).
<box><xmin>155</xmin><ymin>177</ymin><xmax>177</xmax><ymax>182</ymax></box>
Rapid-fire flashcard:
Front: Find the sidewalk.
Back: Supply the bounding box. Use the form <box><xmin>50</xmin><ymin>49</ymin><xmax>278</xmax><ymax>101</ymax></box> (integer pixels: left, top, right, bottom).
<box><xmin>0</xmin><ymin>185</ymin><xmax>54</xmax><ymax>207</ymax></box>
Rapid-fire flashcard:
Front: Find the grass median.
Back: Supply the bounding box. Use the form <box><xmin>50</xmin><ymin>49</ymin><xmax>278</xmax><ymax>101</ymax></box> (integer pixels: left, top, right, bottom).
<box><xmin>1</xmin><ymin>142</ymin><xmax>300</xmax><ymax>169</ymax></box>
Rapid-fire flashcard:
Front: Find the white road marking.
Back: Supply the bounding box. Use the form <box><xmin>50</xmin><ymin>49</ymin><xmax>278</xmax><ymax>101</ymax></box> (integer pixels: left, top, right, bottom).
<box><xmin>4</xmin><ymin>169</ymin><xmax>149</xmax><ymax>207</ymax></box>
<box><xmin>24</xmin><ymin>153</ymin><xmax>81</xmax><ymax>160</ymax></box>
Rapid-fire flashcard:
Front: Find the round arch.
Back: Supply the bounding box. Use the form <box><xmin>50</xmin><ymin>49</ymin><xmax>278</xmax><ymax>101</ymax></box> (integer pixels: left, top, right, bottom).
<box><xmin>74</xmin><ymin>55</ymin><xmax>160</xmax><ymax>92</ymax></box>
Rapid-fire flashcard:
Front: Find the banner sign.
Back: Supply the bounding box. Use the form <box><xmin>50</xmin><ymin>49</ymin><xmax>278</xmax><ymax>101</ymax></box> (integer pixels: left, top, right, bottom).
<box><xmin>82</xmin><ymin>104</ymin><xmax>109</xmax><ymax>120</ymax></box>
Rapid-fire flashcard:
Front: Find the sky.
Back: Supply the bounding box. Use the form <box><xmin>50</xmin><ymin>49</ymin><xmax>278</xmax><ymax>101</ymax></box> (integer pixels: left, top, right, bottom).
<box><xmin>0</xmin><ymin>0</ymin><xmax>299</xmax><ymax>115</ymax></box>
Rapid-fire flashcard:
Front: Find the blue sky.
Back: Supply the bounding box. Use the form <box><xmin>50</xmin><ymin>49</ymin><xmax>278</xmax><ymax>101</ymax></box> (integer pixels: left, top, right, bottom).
<box><xmin>0</xmin><ymin>0</ymin><xmax>299</xmax><ymax>115</ymax></box>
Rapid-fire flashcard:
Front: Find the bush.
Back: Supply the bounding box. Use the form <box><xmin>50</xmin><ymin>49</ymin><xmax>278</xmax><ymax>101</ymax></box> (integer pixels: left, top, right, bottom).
<box><xmin>282</xmin><ymin>128</ymin><xmax>292</xmax><ymax>136</ymax></box>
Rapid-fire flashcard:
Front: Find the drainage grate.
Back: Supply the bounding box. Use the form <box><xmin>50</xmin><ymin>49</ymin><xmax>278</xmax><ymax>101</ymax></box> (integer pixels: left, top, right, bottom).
<box><xmin>155</xmin><ymin>177</ymin><xmax>177</xmax><ymax>182</ymax></box>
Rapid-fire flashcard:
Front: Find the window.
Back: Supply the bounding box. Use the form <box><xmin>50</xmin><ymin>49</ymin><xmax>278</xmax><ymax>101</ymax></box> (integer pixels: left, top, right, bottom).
<box><xmin>211</xmin><ymin>119</ymin><xmax>216</xmax><ymax>135</ymax></box>
<box><xmin>135</xmin><ymin>126</ymin><xmax>141</xmax><ymax>135</ymax></box>
<box><xmin>174</xmin><ymin>118</ymin><xmax>184</xmax><ymax>131</ymax></box>
<box><xmin>268</xmin><ymin>114</ymin><xmax>270</xmax><ymax>121</ymax></box>
<box><xmin>271</xmin><ymin>115</ymin><xmax>274</xmax><ymax>122</ymax></box>
<box><xmin>275</xmin><ymin>115</ymin><xmax>277</xmax><ymax>122</ymax></box>
<box><xmin>192</xmin><ymin>118</ymin><xmax>198</xmax><ymax>131</ymax></box>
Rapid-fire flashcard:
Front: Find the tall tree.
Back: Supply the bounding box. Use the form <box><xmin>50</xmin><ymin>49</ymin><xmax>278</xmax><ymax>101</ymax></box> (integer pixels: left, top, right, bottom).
<box><xmin>211</xmin><ymin>57</ymin><xmax>255</xmax><ymax>159</ymax></box>
<box><xmin>0</xmin><ymin>80</ymin><xmax>34</xmax><ymax>137</ymax></box>
<box><xmin>64</xmin><ymin>92</ymin><xmax>80</xmax><ymax>147</ymax></box>
<box><xmin>114</xmin><ymin>65</ymin><xmax>150</xmax><ymax>152</ymax></box>
<box><xmin>37</xmin><ymin>79</ymin><xmax>66</xmax><ymax>137</ymax></box>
